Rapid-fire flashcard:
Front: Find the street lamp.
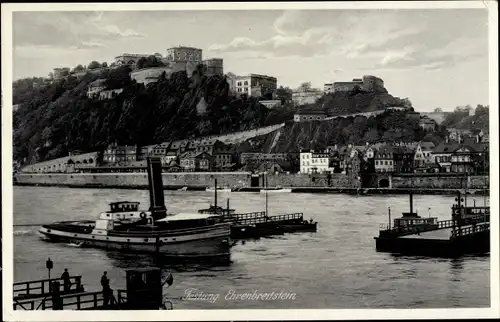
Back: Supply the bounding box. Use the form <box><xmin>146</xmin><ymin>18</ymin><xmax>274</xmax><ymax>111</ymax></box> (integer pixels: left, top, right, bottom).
<box><xmin>46</xmin><ymin>257</ymin><xmax>53</xmax><ymax>289</ymax></box>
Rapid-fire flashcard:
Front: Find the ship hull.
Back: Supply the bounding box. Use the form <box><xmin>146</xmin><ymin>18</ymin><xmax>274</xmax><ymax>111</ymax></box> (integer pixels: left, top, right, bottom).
<box><xmin>375</xmin><ymin>230</ymin><xmax>490</xmax><ymax>257</ymax></box>
<box><xmin>39</xmin><ymin>223</ymin><xmax>231</xmax><ymax>257</ymax></box>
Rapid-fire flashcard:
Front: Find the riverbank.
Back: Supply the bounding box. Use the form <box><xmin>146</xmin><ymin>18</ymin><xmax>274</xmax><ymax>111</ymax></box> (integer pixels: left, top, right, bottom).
<box><xmin>14</xmin><ymin>182</ymin><xmax>488</xmax><ymax>196</ymax></box>
<box><xmin>14</xmin><ymin>172</ymin><xmax>489</xmax><ymax>196</ymax></box>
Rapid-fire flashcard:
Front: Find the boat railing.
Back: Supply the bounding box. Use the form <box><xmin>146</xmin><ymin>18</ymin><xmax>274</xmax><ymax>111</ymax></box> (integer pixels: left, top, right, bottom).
<box><xmin>235</xmin><ymin>213</ymin><xmax>303</xmax><ymax>225</ymax></box>
<box><xmin>451</xmin><ymin>222</ymin><xmax>490</xmax><ymax>239</ymax></box>
<box><xmin>231</xmin><ymin>212</ymin><xmax>267</xmax><ymax>221</ymax></box>
<box><xmin>13</xmin><ymin>276</ymin><xmax>84</xmax><ymax>300</ymax></box>
<box><xmin>379</xmin><ymin>213</ymin><xmax>489</xmax><ymax>236</ymax></box>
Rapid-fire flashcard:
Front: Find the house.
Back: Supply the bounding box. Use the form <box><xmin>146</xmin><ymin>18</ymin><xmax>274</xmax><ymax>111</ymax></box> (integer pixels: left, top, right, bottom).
<box><xmin>151</xmin><ymin>142</ymin><xmax>171</xmax><ymax>156</ymax></box>
<box><xmin>179</xmin><ymin>151</ymin><xmax>213</xmax><ymax>171</ymax></box>
<box><xmin>103</xmin><ymin>143</ymin><xmax>137</xmax><ymax>164</ymax></box>
<box><xmin>419</xmin><ymin>117</ymin><xmax>437</xmax><ymax>132</ymax></box>
<box><xmin>291</xmin><ymin>90</ymin><xmax>323</xmax><ymax>105</ymax></box>
<box><xmin>137</xmin><ymin>145</ymin><xmax>156</xmax><ymax>160</ymax></box>
<box><xmin>162</xmin><ymin>151</ymin><xmax>178</xmax><ymax>166</ymax></box>
<box><xmin>393</xmin><ymin>146</ymin><xmax>415</xmax><ymax>173</ymax></box>
<box><xmin>99</xmin><ymin>88</ymin><xmax>124</xmax><ymax>100</ymax></box>
<box><xmin>87</xmin><ymin>79</ymin><xmax>107</xmax><ymax>98</ymax></box>
<box><xmin>450</xmin><ymin>146</ymin><xmax>476</xmax><ymax>174</ymax></box>
<box><xmin>169</xmin><ymin>140</ymin><xmax>190</xmax><ymax>156</ymax></box>
<box><xmin>239</xmin><ymin>153</ymin><xmax>289</xmax><ymax>165</ymax></box>
<box><xmin>230</xmin><ymin>74</ymin><xmax>277</xmax><ymax>98</ymax></box>
<box><xmin>293</xmin><ymin>110</ymin><xmax>326</xmax><ymax>122</ymax></box>
<box><xmin>413</xmin><ymin>141</ymin><xmax>435</xmax><ymax>168</ymax></box>
<box><xmin>374</xmin><ymin>145</ymin><xmax>395</xmax><ymax>173</ymax></box>
<box><xmin>431</xmin><ymin>143</ymin><xmax>459</xmax><ymax>172</ymax></box>
<box><xmin>300</xmin><ymin>149</ymin><xmax>330</xmax><ymax>174</ymax></box>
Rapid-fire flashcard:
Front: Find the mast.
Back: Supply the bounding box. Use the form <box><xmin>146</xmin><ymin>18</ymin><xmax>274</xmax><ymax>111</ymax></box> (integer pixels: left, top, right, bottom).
<box><xmin>214</xmin><ymin>178</ymin><xmax>218</xmax><ymax>211</ymax></box>
<box><xmin>265</xmin><ymin>171</ymin><xmax>268</xmax><ymax>218</ymax></box>
<box><xmin>409</xmin><ymin>191</ymin><xmax>414</xmax><ymax>214</ymax></box>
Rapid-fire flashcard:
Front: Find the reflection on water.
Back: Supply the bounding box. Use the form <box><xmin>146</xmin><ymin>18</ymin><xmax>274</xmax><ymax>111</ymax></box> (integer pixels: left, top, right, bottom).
<box><xmin>13</xmin><ymin>186</ymin><xmax>490</xmax><ymax>309</ymax></box>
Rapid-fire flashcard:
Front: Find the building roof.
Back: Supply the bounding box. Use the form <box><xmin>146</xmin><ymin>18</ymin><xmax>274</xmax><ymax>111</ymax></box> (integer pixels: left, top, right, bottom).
<box><xmin>181</xmin><ymin>151</ymin><xmax>212</xmax><ymax>159</ymax></box>
<box><xmin>432</xmin><ymin>143</ymin><xmax>461</xmax><ymax>154</ymax></box>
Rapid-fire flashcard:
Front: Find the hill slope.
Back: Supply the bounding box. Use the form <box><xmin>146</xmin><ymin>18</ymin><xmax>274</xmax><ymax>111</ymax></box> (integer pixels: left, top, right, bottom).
<box><xmin>13</xmin><ymin>66</ymin><xmax>274</xmax><ymax>164</ymax></box>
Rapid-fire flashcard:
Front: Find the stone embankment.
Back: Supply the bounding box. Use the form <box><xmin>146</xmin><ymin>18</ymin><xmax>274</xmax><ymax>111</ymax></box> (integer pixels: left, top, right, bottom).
<box><xmin>14</xmin><ymin>172</ymin><xmax>489</xmax><ymax>195</ymax></box>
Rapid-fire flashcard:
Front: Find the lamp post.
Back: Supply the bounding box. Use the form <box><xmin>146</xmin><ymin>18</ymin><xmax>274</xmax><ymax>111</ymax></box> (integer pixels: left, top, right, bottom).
<box><xmin>46</xmin><ymin>258</ymin><xmax>53</xmax><ymax>290</ymax></box>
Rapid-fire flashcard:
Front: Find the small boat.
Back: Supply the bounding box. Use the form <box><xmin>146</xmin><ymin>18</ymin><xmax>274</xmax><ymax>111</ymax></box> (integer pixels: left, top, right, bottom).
<box><xmin>260</xmin><ymin>186</ymin><xmax>292</xmax><ymax>193</ymax></box>
<box><xmin>199</xmin><ymin>179</ymin><xmax>236</xmax><ymax>216</ymax></box>
<box><xmin>39</xmin><ymin>158</ymin><xmax>231</xmax><ymax>258</ymax></box>
<box><xmin>206</xmin><ymin>187</ymin><xmax>231</xmax><ymax>193</ymax></box>
<box><xmin>177</xmin><ymin>187</ymin><xmax>188</xmax><ymax>191</ymax></box>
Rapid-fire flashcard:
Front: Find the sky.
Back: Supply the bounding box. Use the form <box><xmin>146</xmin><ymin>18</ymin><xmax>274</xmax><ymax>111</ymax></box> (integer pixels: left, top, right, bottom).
<box><xmin>12</xmin><ymin>8</ymin><xmax>490</xmax><ymax>112</ymax></box>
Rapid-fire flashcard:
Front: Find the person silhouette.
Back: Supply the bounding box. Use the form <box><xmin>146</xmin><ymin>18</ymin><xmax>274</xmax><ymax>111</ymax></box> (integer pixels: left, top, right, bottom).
<box><xmin>61</xmin><ymin>268</ymin><xmax>71</xmax><ymax>292</ymax></box>
<box><xmin>101</xmin><ymin>271</ymin><xmax>111</xmax><ymax>307</ymax></box>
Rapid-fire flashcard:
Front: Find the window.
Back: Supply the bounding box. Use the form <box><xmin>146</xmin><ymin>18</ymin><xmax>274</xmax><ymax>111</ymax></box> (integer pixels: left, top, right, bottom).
<box><xmin>244</xmin><ymin>81</ymin><xmax>248</xmax><ymax>86</ymax></box>
<box><xmin>375</xmin><ymin>160</ymin><xmax>379</xmax><ymax>165</ymax></box>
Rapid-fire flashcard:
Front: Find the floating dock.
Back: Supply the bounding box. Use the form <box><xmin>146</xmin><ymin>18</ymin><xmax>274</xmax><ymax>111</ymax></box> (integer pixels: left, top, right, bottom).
<box><xmin>375</xmin><ymin>192</ymin><xmax>490</xmax><ymax>257</ymax></box>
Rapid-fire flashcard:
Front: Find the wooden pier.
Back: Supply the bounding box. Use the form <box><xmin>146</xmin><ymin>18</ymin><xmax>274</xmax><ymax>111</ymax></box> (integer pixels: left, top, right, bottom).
<box><xmin>224</xmin><ymin>212</ymin><xmax>314</xmax><ymax>239</ymax></box>
<box><xmin>14</xmin><ymin>267</ymin><xmax>174</xmax><ymax>311</ymax></box>
<box><xmin>14</xmin><ymin>275</ymin><xmax>85</xmax><ymax>300</ymax></box>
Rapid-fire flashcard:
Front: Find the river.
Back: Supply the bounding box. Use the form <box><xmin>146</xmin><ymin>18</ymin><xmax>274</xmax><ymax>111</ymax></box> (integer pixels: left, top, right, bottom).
<box><xmin>13</xmin><ymin>186</ymin><xmax>490</xmax><ymax>309</ymax></box>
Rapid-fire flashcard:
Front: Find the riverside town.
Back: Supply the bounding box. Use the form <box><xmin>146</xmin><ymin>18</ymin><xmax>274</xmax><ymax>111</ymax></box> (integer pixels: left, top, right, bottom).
<box><xmin>9</xmin><ymin>7</ymin><xmax>493</xmax><ymax>315</ymax></box>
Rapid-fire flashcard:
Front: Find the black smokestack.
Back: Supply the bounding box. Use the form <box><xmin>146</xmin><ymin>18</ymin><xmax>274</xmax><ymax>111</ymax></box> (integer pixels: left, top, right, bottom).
<box><xmin>147</xmin><ymin>157</ymin><xmax>166</xmax><ymax>220</ymax></box>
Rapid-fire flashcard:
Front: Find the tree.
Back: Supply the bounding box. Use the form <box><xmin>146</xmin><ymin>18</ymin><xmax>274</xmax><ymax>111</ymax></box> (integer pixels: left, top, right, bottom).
<box><xmin>433</xmin><ymin>107</ymin><xmax>443</xmax><ymax>113</ymax></box>
<box><xmin>275</xmin><ymin>86</ymin><xmax>293</xmax><ymax>103</ymax></box>
<box><xmin>298</xmin><ymin>82</ymin><xmax>312</xmax><ymax>92</ymax></box>
<box><xmin>475</xmin><ymin>104</ymin><xmax>489</xmax><ymax>116</ymax></box>
<box><xmin>88</xmin><ymin>61</ymin><xmax>101</xmax><ymax>70</ymax></box>
<box><xmin>72</xmin><ymin>64</ymin><xmax>85</xmax><ymax>73</ymax></box>
<box><xmin>101</xmin><ymin>62</ymin><xmax>108</xmax><ymax>68</ymax></box>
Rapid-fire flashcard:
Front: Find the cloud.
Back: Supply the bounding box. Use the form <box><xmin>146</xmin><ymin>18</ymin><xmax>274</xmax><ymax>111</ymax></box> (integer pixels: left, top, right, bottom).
<box><xmin>209</xmin><ymin>10</ymin><xmax>341</xmax><ymax>58</ymax></box>
<box><xmin>13</xmin><ymin>11</ymin><xmax>145</xmax><ymax>51</ymax></box>
<box><xmin>210</xmin><ymin>9</ymin><xmax>488</xmax><ymax>71</ymax></box>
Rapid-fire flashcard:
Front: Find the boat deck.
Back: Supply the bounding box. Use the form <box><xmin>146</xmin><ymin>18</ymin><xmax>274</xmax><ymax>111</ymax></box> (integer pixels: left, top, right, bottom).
<box><xmin>399</xmin><ymin>223</ymin><xmax>488</xmax><ymax>240</ymax></box>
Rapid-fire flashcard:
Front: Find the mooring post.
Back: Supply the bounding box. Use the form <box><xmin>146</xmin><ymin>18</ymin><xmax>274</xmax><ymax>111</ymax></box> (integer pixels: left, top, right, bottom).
<box><xmin>214</xmin><ymin>178</ymin><xmax>218</xmax><ymax>211</ymax></box>
<box><xmin>388</xmin><ymin>207</ymin><xmax>391</xmax><ymax>230</ymax></box>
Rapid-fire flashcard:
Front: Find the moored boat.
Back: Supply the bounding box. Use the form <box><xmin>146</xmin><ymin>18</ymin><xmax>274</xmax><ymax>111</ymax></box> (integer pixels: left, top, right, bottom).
<box><xmin>206</xmin><ymin>187</ymin><xmax>231</xmax><ymax>193</ymax></box>
<box><xmin>39</xmin><ymin>157</ymin><xmax>231</xmax><ymax>258</ymax></box>
<box><xmin>374</xmin><ymin>191</ymin><xmax>490</xmax><ymax>256</ymax></box>
<box><xmin>259</xmin><ymin>186</ymin><xmax>292</xmax><ymax>193</ymax></box>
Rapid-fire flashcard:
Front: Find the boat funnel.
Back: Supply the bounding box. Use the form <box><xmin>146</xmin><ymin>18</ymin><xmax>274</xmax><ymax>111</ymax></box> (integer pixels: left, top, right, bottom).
<box><xmin>147</xmin><ymin>157</ymin><xmax>167</xmax><ymax>220</ymax></box>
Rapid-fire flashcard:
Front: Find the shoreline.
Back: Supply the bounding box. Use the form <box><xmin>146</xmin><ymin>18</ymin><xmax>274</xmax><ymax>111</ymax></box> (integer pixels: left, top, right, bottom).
<box><xmin>13</xmin><ymin>182</ymin><xmax>489</xmax><ymax>196</ymax></box>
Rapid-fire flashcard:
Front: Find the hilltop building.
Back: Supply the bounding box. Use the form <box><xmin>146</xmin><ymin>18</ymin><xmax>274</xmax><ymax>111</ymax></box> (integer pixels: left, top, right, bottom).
<box><xmin>293</xmin><ymin>109</ymin><xmax>326</xmax><ymax>122</ymax></box>
<box><xmin>202</xmin><ymin>58</ymin><xmax>223</xmax><ymax>76</ymax></box>
<box><xmin>114</xmin><ymin>53</ymin><xmax>158</xmax><ymax>69</ymax></box>
<box><xmin>332</xmin><ymin>75</ymin><xmax>384</xmax><ymax>93</ymax></box>
<box><xmin>230</xmin><ymin>74</ymin><xmax>277</xmax><ymax>98</ymax></box>
<box><xmin>166</xmin><ymin>46</ymin><xmax>202</xmax><ymax>63</ymax></box>
<box><xmin>291</xmin><ymin>89</ymin><xmax>323</xmax><ymax>106</ymax></box>
<box><xmin>87</xmin><ymin>79</ymin><xmax>107</xmax><ymax>98</ymax></box>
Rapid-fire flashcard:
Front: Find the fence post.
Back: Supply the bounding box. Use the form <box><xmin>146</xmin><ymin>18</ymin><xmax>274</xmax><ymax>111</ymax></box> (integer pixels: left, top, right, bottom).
<box><xmin>77</xmin><ymin>294</ymin><xmax>81</xmax><ymax>310</ymax></box>
<box><xmin>26</xmin><ymin>283</ymin><xmax>30</xmax><ymax>295</ymax></box>
<box><xmin>94</xmin><ymin>293</ymin><xmax>98</xmax><ymax>308</ymax></box>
